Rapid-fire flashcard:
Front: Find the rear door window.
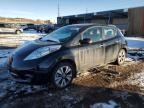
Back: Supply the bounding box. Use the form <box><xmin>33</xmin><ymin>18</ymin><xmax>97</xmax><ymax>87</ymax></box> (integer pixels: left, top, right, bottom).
<box><xmin>103</xmin><ymin>27</ymin><xmax>117</xmax><ymax>39</ymax></box>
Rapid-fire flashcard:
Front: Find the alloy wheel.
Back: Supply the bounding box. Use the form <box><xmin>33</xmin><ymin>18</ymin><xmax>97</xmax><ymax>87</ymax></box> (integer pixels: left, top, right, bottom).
<box><xmin>118</xmin><ymin>49</ymin><xmax>126</xmax><ymax>65</ymax></box>
<box><xmin>54</xmin><ymin>65</ymin><xmax>73</xmax><ymax>88</ymax></box>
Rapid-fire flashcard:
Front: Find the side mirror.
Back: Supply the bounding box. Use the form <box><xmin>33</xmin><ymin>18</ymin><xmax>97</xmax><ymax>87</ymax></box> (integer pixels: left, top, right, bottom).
<box><xmin>79</xmin><ymin>38</ymin><xmax>92</xmax><ymax>45</ymax></box>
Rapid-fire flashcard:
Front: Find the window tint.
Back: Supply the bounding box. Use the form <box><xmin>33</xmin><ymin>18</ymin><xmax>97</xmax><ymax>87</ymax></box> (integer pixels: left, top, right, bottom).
<box><xmin>103</xmin><ymin>27</ymin><xmax>117</xmax><ymax>39</ymax></box>
<box><xmin>82</xmin><ymin>27</ymin><xmax>102</xmax><ymax>43</ymax></box>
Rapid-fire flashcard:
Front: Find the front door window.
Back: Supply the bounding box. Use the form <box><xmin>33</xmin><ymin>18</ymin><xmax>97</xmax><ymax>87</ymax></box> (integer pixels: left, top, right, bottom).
<box><xmin>82</xmin><ymin>27</ymin><xmax>102</xmax><ymax>43</ymax></box>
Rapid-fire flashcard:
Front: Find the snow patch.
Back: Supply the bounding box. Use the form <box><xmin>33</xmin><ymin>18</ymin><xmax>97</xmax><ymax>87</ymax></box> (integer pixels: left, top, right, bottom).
<box><xmin>125</xmin><ymin>57</ymin><xmax>134</xmax><ymax>62</ymax></box>
<box><xmin>126</xmin><ymin>37</ymin><xmax>144</xmax><ymax>41</ymax></box>
<box><xmin>127</xmin><ymin>71</ymin><xmax>144</xmax><ymax>87</ymax></box>
<box><xmin>90</xmin><ymin>100</ymin><xmax>118</xmax><ymax>108</ymax></box>
<box><xmin>128</xmin><ymin>49</ymin><xmax>144</xmax><ymax>61</ymax></box>
<box><xmin>61</xmin><ymin>95</ymin><xmax>74</xmax><ymax>101</ymax></box>
<box><xmin>109</xmin><ymin>71</ymin><xmax>144</xmax><ymax>91</ymax></box>
<box><xmin>0</xmin><ymin>30</ymin><xmax>45</xmax><ymax>47</ymax></box>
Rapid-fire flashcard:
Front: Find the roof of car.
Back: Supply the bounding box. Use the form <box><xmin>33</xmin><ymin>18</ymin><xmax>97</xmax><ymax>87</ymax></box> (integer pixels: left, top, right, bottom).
<box><xmin>68</xmin><ymin>23</ymin><xmax>117</xmax><ymax>28</ymax></box>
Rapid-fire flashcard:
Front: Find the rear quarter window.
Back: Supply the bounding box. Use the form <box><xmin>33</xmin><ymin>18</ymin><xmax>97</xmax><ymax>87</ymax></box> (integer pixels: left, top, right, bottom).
<box><xmin>82</xmin><ymin>27</ymin><xmax>102</xmax><ymax>43</ymax></box>
<box><xmin>103</xmin><ymin>27</ymin><xmax>117</xmax><ymax>39</ymax></box>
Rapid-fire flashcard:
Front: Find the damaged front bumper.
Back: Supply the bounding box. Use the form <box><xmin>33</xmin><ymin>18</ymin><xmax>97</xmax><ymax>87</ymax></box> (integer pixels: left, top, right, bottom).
<box><xmin>8</xmin><ymin>67</ymin><xmax>51</xmax><ymax>84</ymax></box>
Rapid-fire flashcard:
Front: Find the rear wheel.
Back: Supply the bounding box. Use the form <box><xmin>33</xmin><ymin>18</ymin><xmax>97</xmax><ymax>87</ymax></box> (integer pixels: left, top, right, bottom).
<box><xmin>51</xmin><ymin>62</ymin><xmax>74</xmax><ymax>89</ymax></box>
<box><xmin>116</xmin><ymin>49</ymin><xmax>126</xmax><ymax>65</ymax></box>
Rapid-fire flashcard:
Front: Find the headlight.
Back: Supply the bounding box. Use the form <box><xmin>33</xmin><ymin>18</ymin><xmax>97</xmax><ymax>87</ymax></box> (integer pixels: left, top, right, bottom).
<box><xmin>24</xmin><ymin>45</ymin><xmax>61</xmax><ymax>61</ymax></box>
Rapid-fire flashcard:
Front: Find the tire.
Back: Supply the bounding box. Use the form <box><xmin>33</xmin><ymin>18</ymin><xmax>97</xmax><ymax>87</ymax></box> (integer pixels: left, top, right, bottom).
<box><xmin>51</xmin><ymin>62</ymin><xmax>75</xmax><ymax>89</ymax></box>
<box><xmin>15</xmin><ymin>30</ymin><xmax>21</xmax><ymax>34</ymax></box>
<box><xmin>116</xmin><ymin>49</ymin><xmax>126</xmax><ymax>65</ymax></box>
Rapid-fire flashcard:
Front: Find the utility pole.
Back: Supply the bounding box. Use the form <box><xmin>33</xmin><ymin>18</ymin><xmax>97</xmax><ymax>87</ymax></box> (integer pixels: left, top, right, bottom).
<box><xmin>86</xmin><ymin>8</ymin><xmax>88</xmax><ymax>14</ymax></box>
<box><xmin>58</xmin><ymin>0</ymin><xmax>60</xmax><ymax>17</ymax></box>
<box><xmin>84</xmin><ymin>8</ymin><xmax>88</xmax><ymax>23</ymax></box>
<box><xmin>108</xmin><ymin>12</ymin><xmax>111</xmax><ymax>24</ymax></box>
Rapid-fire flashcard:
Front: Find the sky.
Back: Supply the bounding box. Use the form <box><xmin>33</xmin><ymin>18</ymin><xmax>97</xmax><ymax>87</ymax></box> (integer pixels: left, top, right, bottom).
<box><xmin>0</xmin><ymin>0</ymin><xmax>144</xmax><ymax>22</ymax></box>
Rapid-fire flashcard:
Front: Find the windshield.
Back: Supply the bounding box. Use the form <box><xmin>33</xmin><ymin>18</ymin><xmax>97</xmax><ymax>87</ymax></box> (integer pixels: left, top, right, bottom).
<box><xmin>41</xmin><ymin>25</ymin><xmax>82</xmax><ymax>43</ymax></box>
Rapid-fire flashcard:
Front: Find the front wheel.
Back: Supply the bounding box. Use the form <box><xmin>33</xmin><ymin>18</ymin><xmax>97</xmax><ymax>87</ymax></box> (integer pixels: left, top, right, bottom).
<box><xmin>116</xmin><ymin>49</ymin><xmax>126</xmax><ymax>65</ymax></box>
<box><xmin>51</xmin><ymin>62</ymin><xmax>75</xmax><ymax>89</ymax></box>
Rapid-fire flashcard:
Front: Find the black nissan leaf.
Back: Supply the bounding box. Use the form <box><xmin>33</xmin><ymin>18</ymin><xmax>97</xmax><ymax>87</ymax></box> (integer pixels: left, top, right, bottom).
<box><xmin>7</xmin><ymin>24</ymin><xmax>127</xmax><ymax>89</ymax></box>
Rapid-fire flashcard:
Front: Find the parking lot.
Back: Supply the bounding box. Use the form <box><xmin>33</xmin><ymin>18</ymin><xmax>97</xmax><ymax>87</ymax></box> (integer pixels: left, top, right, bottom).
<box><xmin>0</xmin><ymin>31</ymin><xmax>143</xmax><ymax>108</ymax></box>
<box><xmin>0</xmin><ymin>30</ymin><xmax>46</xmax><ymax>48</ymax></box>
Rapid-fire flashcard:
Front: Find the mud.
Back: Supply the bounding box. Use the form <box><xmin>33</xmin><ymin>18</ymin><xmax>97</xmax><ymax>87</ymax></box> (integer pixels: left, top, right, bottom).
<box><xmin>0</xmin><ymin>60</ymin><xmax>143</xmax><ymax>108</ymax></box>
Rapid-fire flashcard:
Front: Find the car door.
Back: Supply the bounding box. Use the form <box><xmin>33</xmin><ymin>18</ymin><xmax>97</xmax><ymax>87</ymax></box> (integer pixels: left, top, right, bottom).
<box><xmin>103</xmin><ymin>27</ymin><xmax>120</xmax><ymax>64</ymax></box>
<box><xmin>78</xmin><ymin>26</ymin><xmax>105</xmax><ymax>71</ymax></box>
